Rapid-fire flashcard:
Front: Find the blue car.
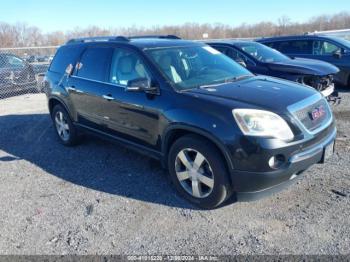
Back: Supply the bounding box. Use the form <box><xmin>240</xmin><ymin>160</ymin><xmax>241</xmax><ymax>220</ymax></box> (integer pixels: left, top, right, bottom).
<box><xmin>257</xmin><ymin>34</ymin><xmax>350</xmax><ymax>87</ymax></box>
<box><xmin>207</xmin><ymin>41</ymin><xmax>339</xmax><ymax>99</ymax></box>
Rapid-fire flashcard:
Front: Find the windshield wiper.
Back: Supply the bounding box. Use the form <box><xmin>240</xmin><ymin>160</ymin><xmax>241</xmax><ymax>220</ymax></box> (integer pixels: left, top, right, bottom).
<box><xmin>198</xmin><ymin>75</ymin><xmax>253</xmax><ymax>89</ymax></box>
<box><xmin>225</xmin><ymin>74</ymin><xmax>253</xmax><ymax>83</ymax></box>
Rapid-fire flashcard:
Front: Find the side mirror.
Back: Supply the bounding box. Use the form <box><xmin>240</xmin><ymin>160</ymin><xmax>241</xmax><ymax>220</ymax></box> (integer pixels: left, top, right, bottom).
<box><xmin>126</xmin><ymin>78</ymin><xmax>159</xmax><ymax>94</ymax></box>
<box><xmin>333</xmin><ymin>50</ymin><xmax>342</xmax><ymax>59</ymax></box>
<box><xmin>235</xmin><ymin>59</ymin><xmax>247</xmax><ymax>68</ymax></box>
<box><xmin>65</xmin><ymin>64</ymin><xmax>74</xmax><ymax>76</ymax></box>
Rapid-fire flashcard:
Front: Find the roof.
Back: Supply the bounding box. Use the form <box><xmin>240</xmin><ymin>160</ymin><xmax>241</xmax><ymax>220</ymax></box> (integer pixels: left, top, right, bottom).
<box><xmin>204</xmin><ymin>39</ymin><xmax>255</xmax><ymax>45</ymax></box>
<box><xmin>257</xmin><ymin>34</ymin><xmax>341</xmax><ymax>42</ymax></box>
<box><xmin>129</xmin><ymin>38</ymin><xmax>202</xmax><ymax>49</ymax></box>
<box><xmin>65</xmin><ymin>35</ymin><xmax>202</xmax><ymax>49</ymax></box>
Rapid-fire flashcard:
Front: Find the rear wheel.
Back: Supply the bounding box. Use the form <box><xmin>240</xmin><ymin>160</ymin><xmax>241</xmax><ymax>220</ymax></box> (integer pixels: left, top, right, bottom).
<box><xmin>52</xmin><ymin>104</ymin><xmax>80</xmax><ymax>146</ymax></box>
<box><xmin>168</xmin><ymin>135</ymin><xmax>232</xmax><ymax>209</ymax></box>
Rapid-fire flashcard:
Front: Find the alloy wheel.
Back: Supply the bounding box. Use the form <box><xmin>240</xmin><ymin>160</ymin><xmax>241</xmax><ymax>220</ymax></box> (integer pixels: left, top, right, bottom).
<box><xmin>55</xmin><ymin>111</ymin><xmax>70</xmax><ymax>141</ymax></box>
<box><xmin>175</xmin><ymin>148</ymin><xmax>214</xmax><ymax>198</ymax></box>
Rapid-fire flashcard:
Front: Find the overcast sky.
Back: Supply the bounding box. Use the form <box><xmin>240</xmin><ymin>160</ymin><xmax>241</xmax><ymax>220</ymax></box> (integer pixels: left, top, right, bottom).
<box><xmin>2</xmin><ymin>0</ymin><xmax>349</xmax><ymax>32</ymax></box>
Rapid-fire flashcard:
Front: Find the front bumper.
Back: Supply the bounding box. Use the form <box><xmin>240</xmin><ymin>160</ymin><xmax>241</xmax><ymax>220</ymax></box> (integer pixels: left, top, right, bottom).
<box><xmin>233</xmin><ymin>125</ymin><xmax>337</xmax><ymax>201</ymax></box>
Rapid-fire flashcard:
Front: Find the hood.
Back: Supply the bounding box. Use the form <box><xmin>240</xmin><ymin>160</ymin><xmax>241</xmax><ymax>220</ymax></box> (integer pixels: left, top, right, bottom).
<box><xmin>267</xmin><ymin>58</ymin><xmax>339</xmax><ymax>76</ymax></box>
<box><xmin>186</xmin><ymin>76</ymin><xmax>319</xmax><ymax>113</ymax></box>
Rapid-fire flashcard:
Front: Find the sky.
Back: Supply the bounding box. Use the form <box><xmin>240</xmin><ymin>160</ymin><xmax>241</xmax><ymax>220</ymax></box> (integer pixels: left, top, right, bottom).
<box><xmin>1</xmin><ymin>0</ymin><xmax>349</xmax><ymax>32</ymax></box>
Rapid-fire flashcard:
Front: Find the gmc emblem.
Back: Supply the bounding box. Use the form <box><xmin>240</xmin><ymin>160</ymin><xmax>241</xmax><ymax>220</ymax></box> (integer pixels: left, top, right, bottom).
<box><xmin>310</xmin><ymin>105</ymin><xmax>326</xmax><ymax>121</ymax></box>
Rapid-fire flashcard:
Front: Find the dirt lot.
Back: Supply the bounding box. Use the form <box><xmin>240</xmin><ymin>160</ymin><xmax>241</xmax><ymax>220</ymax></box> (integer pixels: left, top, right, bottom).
<box><xmin>0</xmin><ymin>92</ymin><xmax>349</xmax><ymax>255</ymax></box>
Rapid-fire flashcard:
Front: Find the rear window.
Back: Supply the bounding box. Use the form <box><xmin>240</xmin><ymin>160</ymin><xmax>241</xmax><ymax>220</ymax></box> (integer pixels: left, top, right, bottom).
<box><xmin>49</xmin><ymin>45</ymin><xmax>83</xmax><ymax>74</ymax></box>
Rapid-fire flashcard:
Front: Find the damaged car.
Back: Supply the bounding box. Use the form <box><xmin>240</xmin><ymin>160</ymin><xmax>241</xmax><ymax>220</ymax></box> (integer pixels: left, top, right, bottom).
<box><xmin>0</xmin><ymin>53</ymin><xmax>38</xmax><ymax>98</ymax></box>
<box><xmin>207</xmin><ymin>41</ymin><xmax>340</xmax><ymax>102</ymax></box>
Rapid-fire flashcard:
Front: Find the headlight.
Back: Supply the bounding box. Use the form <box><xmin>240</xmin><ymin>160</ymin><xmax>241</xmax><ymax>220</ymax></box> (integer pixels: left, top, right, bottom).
<box><xmin>232</xmin><ymin>109</ymin><xmax>294</xmax><ymax>141</ymax></box>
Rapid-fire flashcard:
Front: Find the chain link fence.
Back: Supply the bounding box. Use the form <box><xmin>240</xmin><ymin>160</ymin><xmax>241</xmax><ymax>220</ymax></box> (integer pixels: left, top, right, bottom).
<box><xmin>0</xmin><ymin>46</ymin><xmax>57</xmax><ymax>99</ymax></box>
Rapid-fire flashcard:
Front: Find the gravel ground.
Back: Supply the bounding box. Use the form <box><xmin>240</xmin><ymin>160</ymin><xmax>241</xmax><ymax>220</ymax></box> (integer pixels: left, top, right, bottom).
<box><xmin>0</xmin><ymin>91</ymin><xmax>349</xmax><ymax>255</ymax></box>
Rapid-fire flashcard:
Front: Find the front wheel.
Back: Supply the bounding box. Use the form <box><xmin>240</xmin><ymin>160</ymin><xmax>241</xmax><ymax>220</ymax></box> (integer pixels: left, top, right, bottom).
<box><xmin>168</xmin><ymin>135</ymin><xmax>232</xmax><ymax>209</ymax></box>
<box><xmin>52</xmin><ymin>104</ymin><xmax>80</xmax><ymax>146</ymax></box>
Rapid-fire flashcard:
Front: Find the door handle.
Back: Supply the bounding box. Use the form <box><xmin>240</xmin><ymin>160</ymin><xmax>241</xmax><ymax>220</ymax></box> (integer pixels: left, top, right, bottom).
<box><xmin>66</xmin><ymin>86</ymin><xmax>76</xmax><ymax>92</ymax></box>
<box><xmin>66</xmin><ymin>86</ymin><xmax>84</xmax><ymax>93</ymax></box>
<box><xmin>102</xmin><ymin>94</ymin><xmax>115</xmax><ymax>101</ymax></box>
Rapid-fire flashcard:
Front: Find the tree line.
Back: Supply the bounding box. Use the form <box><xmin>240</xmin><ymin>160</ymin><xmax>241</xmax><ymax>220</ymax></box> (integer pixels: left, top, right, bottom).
<box><xmin>1</xmin><ymin>12</ymin><xmax>350</xmax><ymax>48</ymax></box>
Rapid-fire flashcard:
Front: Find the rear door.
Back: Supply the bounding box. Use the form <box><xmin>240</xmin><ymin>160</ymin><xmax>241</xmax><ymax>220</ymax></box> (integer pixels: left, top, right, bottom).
<box><xmin>67</xmin><ymin>45</ymin><xmax>114</xmax><ymax>129</ymax></box>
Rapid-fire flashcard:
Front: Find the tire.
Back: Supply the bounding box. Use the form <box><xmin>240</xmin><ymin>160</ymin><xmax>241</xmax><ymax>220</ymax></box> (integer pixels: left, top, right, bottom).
<box><xmin>168</xmin><ymin>134</ymin><xmax>232</xmax><ymax>209</ymax></box>
<box><xmin>51</xmin><ymin>104</ymin><xmax>80</xmax><ymax>146</ymax></box>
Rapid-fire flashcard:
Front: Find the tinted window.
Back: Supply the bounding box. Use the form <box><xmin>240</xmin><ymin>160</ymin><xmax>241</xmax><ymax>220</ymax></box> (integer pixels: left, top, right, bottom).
<box><xmin>312</xmin><ymin>40</ymin><xmax>341</xmax><ymax>55</ymax></box>
<box><xmin>274</xmin><ymin>40</ymin><xmax>312</xmax><ymax>54</ymax></box>
<box><xmin>109</xmin><ymin>48</ymin><xmax>150</xmax><ymax>86</ymax></box>
<box><xmin>50</xmin><ymin>46</ymin><xmax>83</xmax><ymax>74</ymax></box>
<box><xmin>77</xmin><ymin>47</ymin><xmax>113</xmax><ymax>82</ymax></box>
<box><xmin>211</xmin><ymin>45</ymin><xmax>253</xmax><ymax>66</ymax></box>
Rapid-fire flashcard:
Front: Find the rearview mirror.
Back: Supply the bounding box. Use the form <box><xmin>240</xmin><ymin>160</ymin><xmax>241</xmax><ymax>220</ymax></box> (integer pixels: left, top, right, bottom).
<box><xmin>333</xmin><ymin>50</ymin><xmax>342</xmax><ymax>59</ymax></box>
<box><xmin>126</xmin><ymin>78</ymin><xmax>159</xmax><ymax>94</ymax></box>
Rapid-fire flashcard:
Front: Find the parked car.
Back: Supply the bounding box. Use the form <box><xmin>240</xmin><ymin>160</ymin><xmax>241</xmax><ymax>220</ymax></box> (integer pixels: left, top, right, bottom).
<box><xmin>45</xmin><ymin>36</ymin><xmax>336</xmax><ymax>208</ymax></box>
<box><xmin>25</xmin><ymin>55</ymin><xmax>38</xmax><ymax>63</ymax></box>
<box><xmin>257</xmin><ymin>34</ymin><xmax>350</xmax><ymax>88</ymax></box>
<box><xmin>0</xmin><ymin>53</ymin><xmax>37</xmax><ymax>98</ymax></box>
<box><xmin>206</xmin><ymin>40</ymin><xmax>339</xmax><ymax>100</ymax></box>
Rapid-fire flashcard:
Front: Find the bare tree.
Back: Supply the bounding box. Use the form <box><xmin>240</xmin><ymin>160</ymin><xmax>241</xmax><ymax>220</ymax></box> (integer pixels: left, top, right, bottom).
<box><xmin>0</xmin><ymin>12</ymin><xmax>349</xmax><ymax>48</ymax></box>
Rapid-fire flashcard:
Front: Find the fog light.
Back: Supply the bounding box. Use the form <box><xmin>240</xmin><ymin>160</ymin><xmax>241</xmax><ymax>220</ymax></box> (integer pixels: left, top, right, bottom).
<box><xmin>268</xmin><ymin>154</ymin><xmax>285</xmax><ymax>169</ymax></box>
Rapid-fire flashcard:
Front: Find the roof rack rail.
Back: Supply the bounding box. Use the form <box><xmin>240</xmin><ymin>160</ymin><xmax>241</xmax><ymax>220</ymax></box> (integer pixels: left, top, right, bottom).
<box><xmin>128</xmin><ymin>35</ymin><xmax>181</xmax><ymax>40</ymax></box>
<box><xmin>66</xmin><ymin>36</ymin><xmax>130</xmax><ymax>44</ymax></box>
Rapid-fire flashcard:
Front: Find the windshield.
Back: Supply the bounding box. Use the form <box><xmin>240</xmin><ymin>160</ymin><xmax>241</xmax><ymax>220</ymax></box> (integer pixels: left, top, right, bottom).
<box><xmin>235</xmin><ymin>42</ymin><xmax>290</xmax><ymax>63</ymax></box>
<box><xmin>329</xmin><ymin>36</ymin><xmax>350</xmax><ymax>49</ymax></box>
<box><xmin>145</xmin><ymin>45</ymin><xmax>253</xmax><ymax>91</ymax></box>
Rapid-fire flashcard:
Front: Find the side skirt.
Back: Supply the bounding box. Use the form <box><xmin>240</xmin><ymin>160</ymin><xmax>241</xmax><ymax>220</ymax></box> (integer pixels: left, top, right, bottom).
<box><xmin>75</xmin><ymin>123</ymin><xmax>164</xmax><ymax>161</ymax></box>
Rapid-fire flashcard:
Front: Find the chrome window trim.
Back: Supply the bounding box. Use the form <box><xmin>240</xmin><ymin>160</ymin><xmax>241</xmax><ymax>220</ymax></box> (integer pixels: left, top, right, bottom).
<box><xmin>71</xmin><ymin>75</ymin><xmax>127</xmax><ymax>89</ymax></box>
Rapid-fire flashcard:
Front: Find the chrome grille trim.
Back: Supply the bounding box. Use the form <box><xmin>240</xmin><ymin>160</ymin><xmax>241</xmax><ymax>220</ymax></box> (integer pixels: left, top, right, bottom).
<box><xmin>287</xmin><ymin>93</ymin><xmax>333</xmax><ymax>135</ymax></box>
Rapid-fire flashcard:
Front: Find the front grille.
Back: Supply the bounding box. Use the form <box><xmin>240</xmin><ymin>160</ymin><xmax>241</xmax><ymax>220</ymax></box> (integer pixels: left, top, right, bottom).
<box><xmin>290</xmin><ymin>96</ymin><xmax>332</xmax><ymax>133</ymax></box>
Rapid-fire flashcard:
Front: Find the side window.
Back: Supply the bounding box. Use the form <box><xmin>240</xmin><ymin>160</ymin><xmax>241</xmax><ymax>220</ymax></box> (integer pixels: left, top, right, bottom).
<box><xmin>313</xmin><ymin>40</ymin><xmax>340</xmax><ymax>55</ymax></box>
<box><xmin>264</xmin><ymin>42</ymin><xmax>275</xmax><ymax>49</ymax></box>
<box><xmin>276</xmin><ymin>40</ymin><xmax>312</xmax><ymax>54</ymax></box>
<box><xmin>77</xmin><ymin>47</ymin><xmax>113</xmax><ymax>82</ymax></box>
<box><xmin>226</xmin><ymin>48</ymin><xmax>254</xmax><ymax>66</ymax></box>
<box><xmin>212</xmin><ymin>46</ymin><xmax>229</xmax><ymax>55</ymax></box>
<box><xmin>109</xmin><ymin>48</ymin><xmax>150</xmax><ymax>86</ymax></box>
<box><xmin>50</xmin><ymin>46</ymin><xmax>83</xmax><ymax>74</ymax></box>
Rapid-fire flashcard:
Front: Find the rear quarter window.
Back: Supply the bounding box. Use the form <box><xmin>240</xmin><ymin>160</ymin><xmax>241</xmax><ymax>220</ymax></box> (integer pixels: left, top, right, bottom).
<box><xmin>49</xmin><ymin>45</ymin><xmax>83</xmax><ymax>74</ymax></box>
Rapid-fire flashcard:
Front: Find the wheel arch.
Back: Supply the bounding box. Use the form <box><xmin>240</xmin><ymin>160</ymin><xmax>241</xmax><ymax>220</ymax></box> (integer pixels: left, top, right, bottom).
<box><xmin>48</xmin><ymin>96</ymin><xmax>72</xmax><ymax>119</ymax></box>
<box><xmin>162</xmin><ymin>125</ymin><xmax>234</xmax><ymax>182</ymax></box>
